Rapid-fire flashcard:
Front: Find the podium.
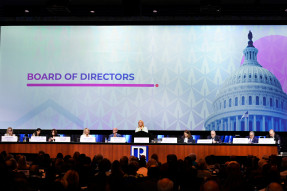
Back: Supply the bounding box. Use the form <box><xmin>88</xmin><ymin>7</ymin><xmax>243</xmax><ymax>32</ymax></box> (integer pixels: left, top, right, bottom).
<box><xmin>134</xmin><ymin>131</ymin><xmax>149</xmax><ymax>137</ymax></box>
<box><xmin>134</xmin><ymin>131</ymin><xmax>150</xmax><ymax>143</ymax></box>
<box><xmin>134</xmin><ymin>137</ymin><xmax>149</xmax><ymax>143</ymax></box>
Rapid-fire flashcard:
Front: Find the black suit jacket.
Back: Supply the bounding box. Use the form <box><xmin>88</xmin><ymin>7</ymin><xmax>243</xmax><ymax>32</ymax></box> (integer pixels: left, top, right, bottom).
<box><xmin>207</xmin><ymin>135</ymin><xmax>222</xmax><ymax>143</ymax></box>
<box><xmin>245</xmin><ymin>136</ymin><xmax>258</xmax><ymax>143</ymax></box>
<box><xmin>266</xmin><ymin>134</ymin><xmax>281</xmax><ymax>144</ymax></box>
<box><xmin>179</xmin><ymin>136</ymin><xmax>194</xmax><ymax>144</ymax></box>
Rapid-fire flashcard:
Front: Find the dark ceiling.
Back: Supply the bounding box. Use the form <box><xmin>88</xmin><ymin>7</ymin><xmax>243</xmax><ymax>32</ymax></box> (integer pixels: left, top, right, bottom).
<box><xmin>0</xmin><ymin>0</ymin><xmax>287</xmax><ymax>24</ymax></box>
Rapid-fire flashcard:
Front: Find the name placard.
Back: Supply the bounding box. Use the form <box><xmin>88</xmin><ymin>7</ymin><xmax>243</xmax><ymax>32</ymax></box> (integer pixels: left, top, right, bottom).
<box><xmin>161</xmin><ymin>137</ymin><xmax>178</xmax><ymax>143</ymax></box>
<box><xmin>55</xmin><ymin>137</ymin><xmax>71</xmax><ymax>142</ymax></box>
<box><xmin>110</xmin><ymin>137</ymin><xmax>126</xmax><ymax>143</ymax></box>
<box><xmin>134</xmin><ymin>137</ymin><xmax>149</xmax><ymax>143</ymax></box>
<box><xmin>197</xmin><ymin>139</ymin><xmax>212</xmax><ymax>144</ymax></box>
<box><xmin>1</xmin><ymin>136</ymin><xmax>18</xmax><ymax>142</ymax></box>
<box><xmin>80</xmin><ymin>137</ymin><xmax>96</xmax><ymax>143</ymax></box>
<box><xmin>258</xmin><ymin>138</ymin><xmax>276</xmax><ymax>144</ymax></box>
<box><xmin>30</xmin><ymin>136</ymin><xmax>46</xmax><ymax>142</ymax></box>
<box><xmin>233</xmin><ymin>138</ymin><xmax>249</xmax><ymax>144</ymax></box>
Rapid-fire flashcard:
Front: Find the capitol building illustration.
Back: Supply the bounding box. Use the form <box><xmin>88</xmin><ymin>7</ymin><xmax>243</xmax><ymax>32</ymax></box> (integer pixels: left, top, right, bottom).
<box><xmin>205</xmin><ymin>31</ymin><xmax>287</xmax><ymax>132</ymax></box>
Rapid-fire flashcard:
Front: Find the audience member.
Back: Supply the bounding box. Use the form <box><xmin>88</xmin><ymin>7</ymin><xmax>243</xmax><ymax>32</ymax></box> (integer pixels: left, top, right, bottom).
<box><xmin>265</xmin><ymin>182</ymin><xmax>283</xmax><ymax>191</ymax></box>
<box><xmin>17</xmin><ymin>155</ymin><xmax>30</xmax><ymax>170</ymax></box>
<box><xmin>202</xmin><ymin>180</ymin><xmax>220</xmax><ymax>191</ymax></box>
<box><xmin>137</xmin><ymin>155</ymin><xmax>148</xmax><ymax>177</ymax></box>
<box><xmin>0</xmin><ymin>150</ymin><xmax>286</xmax><ymax>191</ymax></box>
<box><xmin>197</xmin><ymin>159</ymin><xmax>212</xmax><ymax>180</ymax></box>
<box><xmin>61</xmin><ymin>170</ymin><xmax>80</xmax><ymax>191</ymax></box>
<box><xmin>157</xmin><ymin>178</ymin><xmax>174</xmax><ymax>191</ymax></box>
<box><xmin>151</xmin><ymin>153</ymin><xmax>161</xmax><ymax>166</ymax></box>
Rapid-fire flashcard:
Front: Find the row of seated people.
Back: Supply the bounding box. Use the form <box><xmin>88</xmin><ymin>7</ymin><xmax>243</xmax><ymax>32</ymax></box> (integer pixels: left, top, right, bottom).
<box><xmin>2</xmin><ymin>119</ymin><xmax>147</xmax><ymax>141</ymax></box>
<box><xmin>2</xmin><ymin>126</ymin><xmax>281</xmax><ymax>144</ymax></box>
<box><xmin>180</xmin><ymin>129</ymin><xmax>281</xmax><ymax>144</ymax></box>
<box><xmin>1</xmin><ymin>149</ymin><xmax>287</xmax><ymax>191</ymax></box>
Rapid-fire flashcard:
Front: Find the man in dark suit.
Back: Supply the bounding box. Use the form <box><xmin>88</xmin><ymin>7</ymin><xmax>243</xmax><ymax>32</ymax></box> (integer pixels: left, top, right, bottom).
<box><xmin>207</xmin><ymin>130</ymin><xmax>222</xmax><ymax>144</ymax></box>
<box><xmin>266</xmin><ymin>129</ymin><xmax>281</xmax><ymax>144</ymax></box>
<box><xmin>247</xmin><ymin>131</ymin><xmax>258</xmax><ymax>143</ymax></box>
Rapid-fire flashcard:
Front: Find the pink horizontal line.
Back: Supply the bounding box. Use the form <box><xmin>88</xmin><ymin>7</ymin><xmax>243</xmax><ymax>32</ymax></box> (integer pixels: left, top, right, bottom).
<box><xmin>27</xmin><ymin>83</ymin><xmax>155</xmax><ymax>87</ymax></box>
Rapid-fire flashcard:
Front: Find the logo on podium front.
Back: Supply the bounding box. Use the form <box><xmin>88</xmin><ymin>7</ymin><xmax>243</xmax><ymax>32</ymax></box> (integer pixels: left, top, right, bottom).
<box><xmin>131</xmin><ymin>146</ymin><xmax>148</xmax><ymax>161</ymax></box>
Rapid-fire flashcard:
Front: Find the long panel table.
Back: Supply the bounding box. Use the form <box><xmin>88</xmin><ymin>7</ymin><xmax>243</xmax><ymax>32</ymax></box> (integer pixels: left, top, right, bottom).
<box><xmin>0</xmin><ymin>143</ymin><xmax>278</xmax><ymax>162</ymax></box>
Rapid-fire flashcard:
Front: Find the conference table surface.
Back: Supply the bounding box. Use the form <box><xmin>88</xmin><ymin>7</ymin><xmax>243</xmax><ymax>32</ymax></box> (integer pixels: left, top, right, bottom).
<box><xmin>0</xmin><ymin>142</ymin><xmax>278</xmax><ymax>162</ymax></box>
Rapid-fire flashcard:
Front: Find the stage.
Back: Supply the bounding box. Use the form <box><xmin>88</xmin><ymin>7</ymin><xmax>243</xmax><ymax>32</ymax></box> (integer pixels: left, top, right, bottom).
<box><xmin>0</xmin><ymin>143</ymin><xmax>278</xmax><ymax>162</ymax></box>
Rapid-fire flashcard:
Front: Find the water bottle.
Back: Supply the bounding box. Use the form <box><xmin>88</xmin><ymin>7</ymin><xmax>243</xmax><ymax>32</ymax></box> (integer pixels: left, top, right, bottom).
<box><xmin>105</xmin><ymin>137</ymin><xmax>108</xmax><ymax>143</ymax></box>
<box><xmin>24</xmin><ymin>134</ymin><xmax>29</xmax><ymax>142</ymax></box>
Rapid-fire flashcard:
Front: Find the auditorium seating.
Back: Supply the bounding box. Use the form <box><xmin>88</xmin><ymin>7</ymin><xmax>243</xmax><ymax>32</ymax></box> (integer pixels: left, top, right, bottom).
<box><xmin>0</xmin><ymin>149</ymin><xmax>286</xmax><ymax>191</ymax></box>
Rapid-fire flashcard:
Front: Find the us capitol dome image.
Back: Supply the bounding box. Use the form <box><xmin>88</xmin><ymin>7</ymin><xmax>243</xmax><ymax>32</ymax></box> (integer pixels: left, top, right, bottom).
<box><xmin>205</xmin><ymin>31</ymin><xmax>287</xmax><ymax>132</ymax></box>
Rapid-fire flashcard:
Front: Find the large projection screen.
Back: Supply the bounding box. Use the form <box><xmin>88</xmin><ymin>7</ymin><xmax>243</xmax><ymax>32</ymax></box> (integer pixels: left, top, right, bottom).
<box><xmin>0</xmin><ymin>26</ymin><xmax>287</xmax><ymax>131</ymax></box>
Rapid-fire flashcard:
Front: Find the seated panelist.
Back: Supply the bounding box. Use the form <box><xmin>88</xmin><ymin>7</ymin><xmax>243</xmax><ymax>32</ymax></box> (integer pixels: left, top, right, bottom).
<box><xmin>207</xmin><ymin>130</ymin><xmax>222</xmax><ymax>144</ymax></box>
<box><xmin>108</xmin><ymin>128</ymin><xmax>122</xmax><ymax>141</ymax></box>
<box><xmin>5</xmin><ymin>127</ymin><xmax>16</xmax><ymax>136</ymax></box>
<box><xmin>246</xmin><ymin>131</ymin><xmax>258</xmax><ymax>143</ymax></box>
<box><xmin>135</xmin><ymin>120</ymin><xmax>148</xmax><ymax>133</ymax></box>
<box><xmin>48</xmin><ymin>129</ymin><xmax>58</xmax><ymax>142</ymax></box>
<box><xmin>267</xmin><ymin>129</ymin><xmax>281</xmax><ymax>144</ymax></box>
<box><xmin>32</xmin><ymin>128</ymin><xmax>42</xmax><ymax>136</ymax></box>
<box><xmin>180</xmin><ymin>130</ymin><xmax>194</xmax><ymax>143</ymax></box>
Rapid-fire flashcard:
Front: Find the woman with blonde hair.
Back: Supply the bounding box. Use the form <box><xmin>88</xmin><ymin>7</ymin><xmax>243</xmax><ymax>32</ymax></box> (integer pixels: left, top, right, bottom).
<box><xmin>5</xmin><ymin>127</ymin><xmax>15</xmax><ymax>136</ymax></box>
<box><xmin>81</xmin><ymin>128</ymin><xmax>91</xmax><ymax>137</ymax></box>
<box><xmin>135</xmin><ymin>120</ymin><xmax>148</xmax><ymax>133</ymax></box>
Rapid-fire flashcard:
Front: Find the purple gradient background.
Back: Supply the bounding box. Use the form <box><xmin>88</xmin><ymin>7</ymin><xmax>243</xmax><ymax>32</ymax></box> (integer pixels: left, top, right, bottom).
<box><xmin>241</xmin><ymin>35</ymin><xmax>287</xmax><ymax>93</ymax></box>
<box><xmin>27</xmin><ymin>83</ymin><xmax>156</xmax><ymax>87</ymax></box>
